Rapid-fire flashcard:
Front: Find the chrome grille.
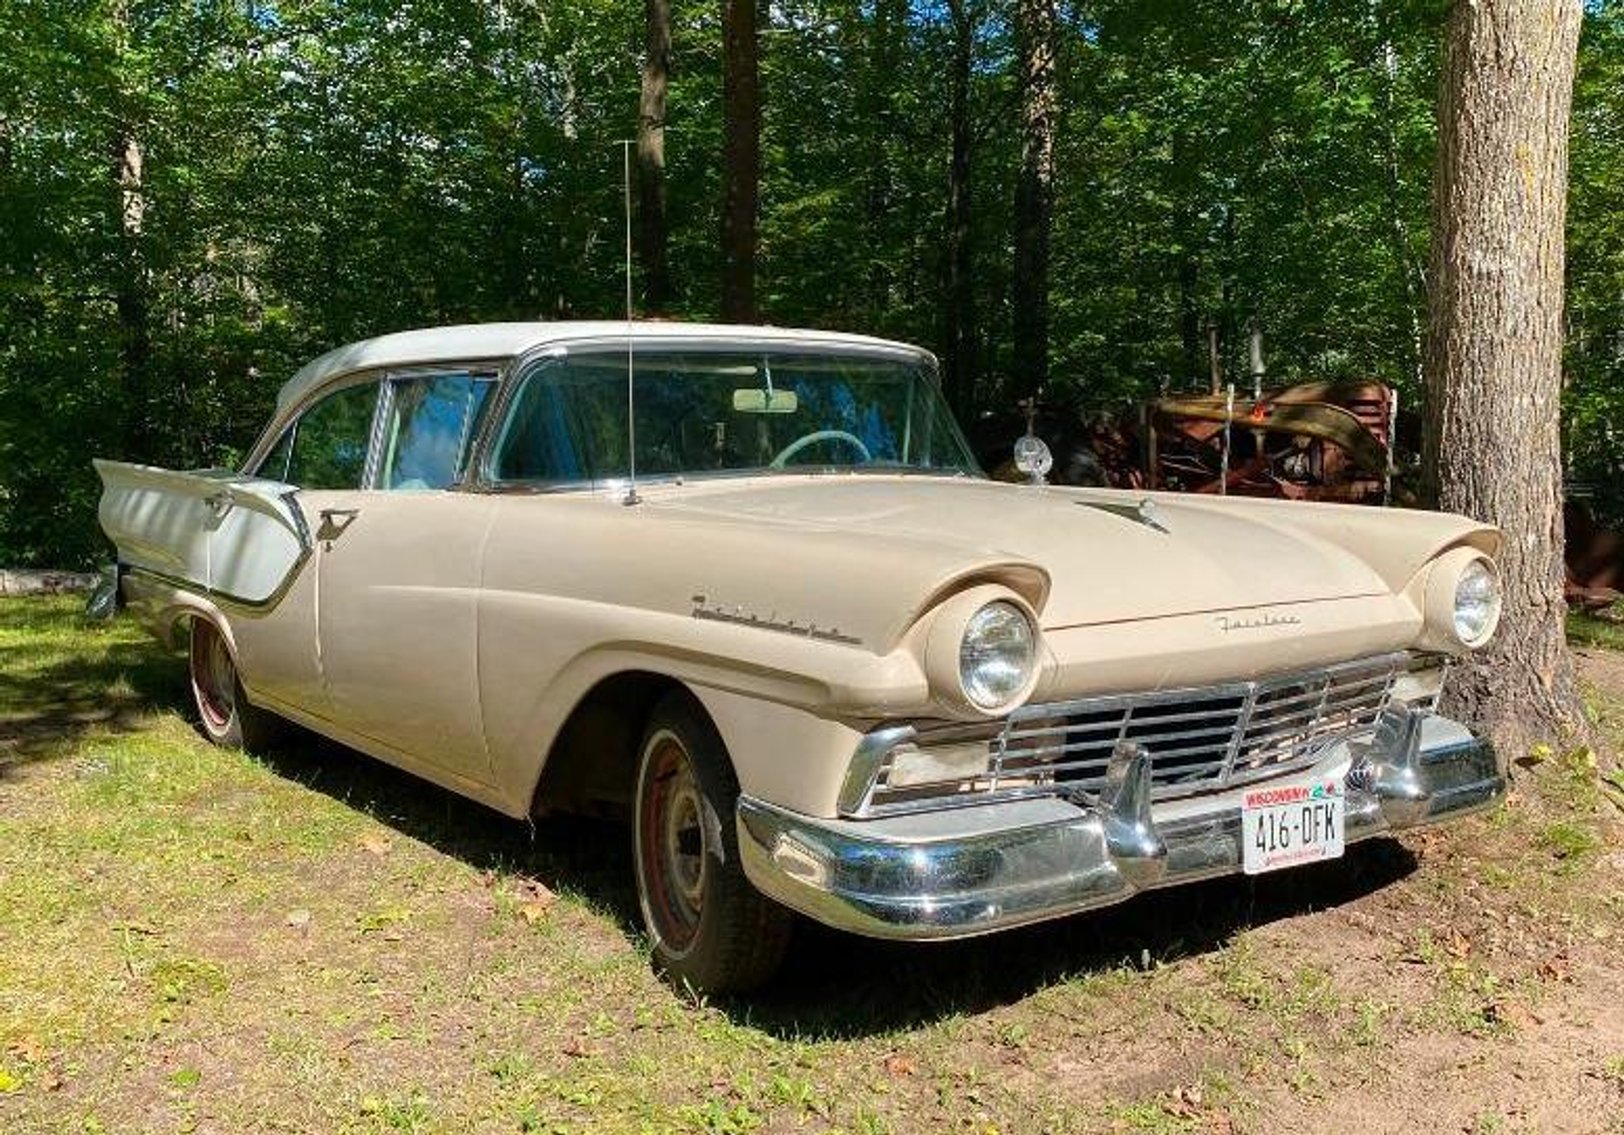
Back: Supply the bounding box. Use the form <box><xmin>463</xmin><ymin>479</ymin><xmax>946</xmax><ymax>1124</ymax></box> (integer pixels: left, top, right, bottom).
<box><xmin>908</xmin><ymin>653</ymin><xmax>1404</xmax><ymax>806</ymax></box>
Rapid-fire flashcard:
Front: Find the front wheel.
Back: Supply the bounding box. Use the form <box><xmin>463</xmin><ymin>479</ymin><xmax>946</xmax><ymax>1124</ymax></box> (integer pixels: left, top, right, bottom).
<box><xmin>188</xmin><ymin>618</ymin><xmax>284</xmax><ymax>750</ymax></box>
<box><xmin>632</xmin><ymin>693</ymin><xmax>792</xmax><ymax>994</ymax></box>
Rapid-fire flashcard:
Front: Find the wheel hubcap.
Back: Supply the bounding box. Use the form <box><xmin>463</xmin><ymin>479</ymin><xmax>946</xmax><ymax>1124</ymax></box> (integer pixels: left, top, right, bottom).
<box><xmin>639</xmin><ymin>734</ymin><xmax>707</xmax><ymax>951</ymax></box>
<box><xmin>191</xmin><ymin>623</ymin><xmax>236</xmax><ymax>732</ymax></box>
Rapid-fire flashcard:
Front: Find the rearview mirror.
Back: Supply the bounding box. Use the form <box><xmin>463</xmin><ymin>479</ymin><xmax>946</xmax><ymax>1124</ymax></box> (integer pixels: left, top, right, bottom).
<box><xmin>732</xmin><ymin>388</ymin><xmax>799</xmax><ymax>414</ymax></box>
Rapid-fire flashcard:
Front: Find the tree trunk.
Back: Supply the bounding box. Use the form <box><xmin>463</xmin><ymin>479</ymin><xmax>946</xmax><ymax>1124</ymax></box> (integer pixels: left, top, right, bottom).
<box><xmin>1012</xmin><ymin>0</ymin><xmax>1056</xmax><ymax>397</ymax></box>
<box><xmin>1374</xmin><ymin>25</ymin><xmax>1426</xmax><ymax>390</ymax></box>
<box><xmin>720</xmin><ymin>0</ymin><xmax>759</xmax><ymax>323</ymax></box>
<box><xmin>861</xmin><ymin>0</ymin><xmax>908</xmax><ymax>321</ymax></box>
<box><xmin>1422</xmin><ymin>0</ymin><xmax>1586</xmax><ymax>754</ymax></box>
<box><xmin>113</xmin><ymin>127</ymin><xmax>150</xmax><ymax>459</ymax></box>
<box><xmin>941</xmin><ymin>0</ymin><xmax>977</xmax><ymax>415</ymax></box>
<box><xmin>637</xmin><ymin>0</ymin><xmax>673</xmax><ymax>311</ymax></box>
<box><xmin>111</xmin><ymin>0</ymin><xmax>151</xmax><ymax>462</ymax></box>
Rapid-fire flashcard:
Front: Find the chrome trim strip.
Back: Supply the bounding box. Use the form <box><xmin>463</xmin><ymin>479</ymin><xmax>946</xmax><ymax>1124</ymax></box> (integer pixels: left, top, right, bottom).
<box><xmin>836</xmin><ymin>724</ymin><xmax>917</xmax><ymax>818</ymax></box>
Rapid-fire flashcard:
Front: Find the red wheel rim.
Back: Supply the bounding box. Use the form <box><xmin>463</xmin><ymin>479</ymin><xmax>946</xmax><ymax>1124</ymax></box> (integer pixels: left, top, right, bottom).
<box><xmin>190</xmin><ymin>621</ymin><xmax>237</xmax><ymax>734</ymax></box>
<box><xmin>637</xmin><ymin>733</ymin><xmax>707</xmax><ymax>952</ymax></box>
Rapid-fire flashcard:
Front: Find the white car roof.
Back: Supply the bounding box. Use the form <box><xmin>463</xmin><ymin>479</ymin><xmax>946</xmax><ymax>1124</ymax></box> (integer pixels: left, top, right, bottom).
<box><xmin>276</xmin><ymin>321</ymin><xmax>933</xmax><ymax>414</ymax></box>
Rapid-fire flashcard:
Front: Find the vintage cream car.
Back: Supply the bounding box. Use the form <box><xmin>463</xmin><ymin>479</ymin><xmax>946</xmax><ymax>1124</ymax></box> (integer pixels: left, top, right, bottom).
<box><xmin>95</xmin><ymin>322</ymin><xmax>1506</xmax><ymax>992</ymax></box>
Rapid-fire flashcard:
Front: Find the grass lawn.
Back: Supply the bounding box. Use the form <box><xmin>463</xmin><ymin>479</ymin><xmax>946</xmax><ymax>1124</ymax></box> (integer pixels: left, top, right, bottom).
<box><xmin>2</xmin><ymin>596</ymin><xmax>1622</xmax><ymax>1134</ymax></box>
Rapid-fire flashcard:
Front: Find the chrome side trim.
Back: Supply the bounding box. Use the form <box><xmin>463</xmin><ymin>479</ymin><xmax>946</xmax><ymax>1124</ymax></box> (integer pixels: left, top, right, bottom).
<box><xmin>125</xmin><ymin>553</ymin><xmax>310</xmax><ymax>614</ymax></box>
<box><xmin>741</xmin><ymin>709</ymin><xmax>1501</xmax><ymax>941</ymax></box>
<box><xmin>836</xmin><ymin>724</ymin><xmax>917</xmax><ymax>818</ymax></box>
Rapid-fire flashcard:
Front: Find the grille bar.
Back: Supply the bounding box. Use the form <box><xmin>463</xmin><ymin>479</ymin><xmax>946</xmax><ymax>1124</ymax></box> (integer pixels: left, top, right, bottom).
<box><xmin>894</xmin><ymin>652</ymin><xmax>1406</xmax><ymax>809</ymax></box>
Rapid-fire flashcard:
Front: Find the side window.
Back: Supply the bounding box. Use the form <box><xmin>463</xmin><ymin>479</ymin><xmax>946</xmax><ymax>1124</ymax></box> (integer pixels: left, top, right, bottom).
<box><xmin>285</xmin><ymin>382</ymin><xmax>379</xmax><ymax>490</ymax></box>
<box><xmin>255</xmin><ymin>426</ymin><xmax>294</xmax><ymax>482</ymax></box>
<box><xmin>378</xmin><ymin>373</ymin><xmax>494</xmax><ymax>491</ymax></box>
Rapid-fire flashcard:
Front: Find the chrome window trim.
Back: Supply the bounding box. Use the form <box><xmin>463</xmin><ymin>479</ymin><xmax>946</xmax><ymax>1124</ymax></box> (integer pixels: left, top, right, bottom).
<box><xmin>372</xmin><ymin>367</ymin><xmax>500</xmax><ymax>491</ymax></box>
<box><xmin>241</xmin><ymin>357</ymin><xmax>515</xmax><ymax>479</ymax></box>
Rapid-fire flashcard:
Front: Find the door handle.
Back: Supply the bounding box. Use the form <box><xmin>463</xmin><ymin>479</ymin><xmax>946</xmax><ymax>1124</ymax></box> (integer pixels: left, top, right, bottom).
<box><xmin>317</xmin><ymin>506</ymin><xmax>361</xmax><ymax>541</ymax></box>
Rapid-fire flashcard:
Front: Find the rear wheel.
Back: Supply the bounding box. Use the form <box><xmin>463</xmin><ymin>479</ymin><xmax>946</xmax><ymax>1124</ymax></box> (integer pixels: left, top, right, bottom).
<box><xmin>188</xmin><ymin>618</ymin><xmax>282</xmax><ymax>750</ymax></box>
<box><xmin>632</xmin><ymin>693</ymin><xmax>792</xmax><ymax>994</ymax></box>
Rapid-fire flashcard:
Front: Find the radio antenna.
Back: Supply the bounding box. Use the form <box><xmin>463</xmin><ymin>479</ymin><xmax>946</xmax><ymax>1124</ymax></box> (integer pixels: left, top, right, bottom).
<box><xmin>619</xmin><ymin>139</ymin><xmax>640</xmax><ymax>506</ymax></box>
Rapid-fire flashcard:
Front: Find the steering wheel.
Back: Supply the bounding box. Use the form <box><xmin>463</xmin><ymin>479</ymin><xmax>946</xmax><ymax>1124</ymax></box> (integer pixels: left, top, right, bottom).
<box><xmin>769</xmin><ymin>429</ymin><xmax>872</xmax><ymax>469</ymax></box>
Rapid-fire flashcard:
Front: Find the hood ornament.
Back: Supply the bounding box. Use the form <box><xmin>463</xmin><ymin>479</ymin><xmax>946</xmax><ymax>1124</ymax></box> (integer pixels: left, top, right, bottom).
<box><xmin>1081</xmin><ymin>497</ymin><xmax>1170</xmax><ymax>535</ymax></box>
<box><xmin>1013</xmin><ymin>396</ymin><xmax>1054</xmax><ymax>486</ymax></box>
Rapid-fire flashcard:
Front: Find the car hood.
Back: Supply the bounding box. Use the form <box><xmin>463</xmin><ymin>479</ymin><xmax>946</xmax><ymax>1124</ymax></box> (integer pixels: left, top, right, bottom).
<box><xmin>643</xmin><ymin>475</ymin><xmax>1489</xmax><ymax>633</ymax></box>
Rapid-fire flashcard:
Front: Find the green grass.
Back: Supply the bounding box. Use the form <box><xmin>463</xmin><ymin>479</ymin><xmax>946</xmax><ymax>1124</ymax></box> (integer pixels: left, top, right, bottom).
<box><xmin>1</xmin><ymin>596</ymin><xmax>1622</xmax><ymax>1133</ymax></box>
<box><xmin>1568</xmin><ymin>606</ymin><xmax>1624</xmax><ymax>652</ymax></box>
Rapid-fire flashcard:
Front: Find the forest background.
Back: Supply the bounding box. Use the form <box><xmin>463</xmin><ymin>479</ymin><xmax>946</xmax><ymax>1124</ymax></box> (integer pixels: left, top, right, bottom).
<box><xmin>2</xmin><ymin>0</ymin><xmax>1621</xmax><ymax>566</ymax></box>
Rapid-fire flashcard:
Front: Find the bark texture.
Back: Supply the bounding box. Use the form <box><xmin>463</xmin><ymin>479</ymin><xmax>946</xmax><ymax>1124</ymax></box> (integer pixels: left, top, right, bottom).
<box><xmin>637</xmin><ymin>0</ymin><xmax>673</xmax><ymax>310</ymax></box>
<box><xmin>114</xmin><ymin>126</ymin><xmax>150</xmax><ymax>459</ymax></box>
<box><xmin>1012</xmin><ymin>0</ymin><xmax>1056</xmax><ymax>396</ymax></box>
<box><xmin>941</xmin><ymin>0</ymin><xmax>977</xmax><ymax>414</ymax></box>
<box><xmin>720</xmin><ymin>0</ymin><xmax>759</xmax><ymax>323</ymax></box>
<box><xmin>1422</xmin><ymin>0</ymin><xmax>1586</xmax><ymax>754</ymax></box>
<box><xmin>112</xmin><ymin>0</ymin><xmax>151</xmax><ymax>460</ymax></box>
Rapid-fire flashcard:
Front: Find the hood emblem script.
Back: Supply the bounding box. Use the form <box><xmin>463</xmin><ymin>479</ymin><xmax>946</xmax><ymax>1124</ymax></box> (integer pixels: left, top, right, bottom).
<box><xmin>1215</xmin><ymin>612</ymin><xmax>1302</xmax><ymax>633</ymax></box>
<box><xmin>691</xmin><ymin>594</ymin><xmax>862</xmax><ymax>645</ymax></box>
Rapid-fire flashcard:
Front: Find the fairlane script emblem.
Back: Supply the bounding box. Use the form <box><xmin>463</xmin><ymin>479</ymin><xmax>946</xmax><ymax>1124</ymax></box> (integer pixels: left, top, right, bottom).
<box><xmin>691</xmin><ymin>594</ymin><xmax>862</xmax><ymax>645</ymax></box>
<box><xmin>1215</xmin><ymin>612</ymin><xmax>1303</xmax><ymax>633</ymax></box>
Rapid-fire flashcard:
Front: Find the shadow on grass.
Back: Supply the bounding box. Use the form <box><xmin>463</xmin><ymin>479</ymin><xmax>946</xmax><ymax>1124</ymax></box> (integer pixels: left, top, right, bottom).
<box><xmin>252</xmin><ymin>733</ymin><xmax>646</xmax><ymax>932</ymax></box>
<box><xmin>0</xmin><ymin>604</ymin><xmax>189</xmax><ymax>771</ymax></box>
<box><xmin>251</xmin><ymin>724</ymin><xmax>1419</xmax><ymax>1039</ymax></box>
<box><xmin>740</xmin><ymin>839</ymin><xmax>1417</xmax><ymax>1038</ymax></box>
<box><xmin>3</xmin><ymin>598</ymin><xmax>1421</xmax><ymax>1037</ymax></box>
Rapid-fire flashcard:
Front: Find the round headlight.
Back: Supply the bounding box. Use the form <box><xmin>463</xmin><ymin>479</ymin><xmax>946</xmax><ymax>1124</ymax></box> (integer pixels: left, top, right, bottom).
<box><xmin>1453</xmin><ymin>558</ymin><xmax>1501</xmax><ymax>645</ymax></box>
<box><xmin>959</xmin><ymin>601</ymin><xmax>1037</xmax><ymax>711</ymax></box>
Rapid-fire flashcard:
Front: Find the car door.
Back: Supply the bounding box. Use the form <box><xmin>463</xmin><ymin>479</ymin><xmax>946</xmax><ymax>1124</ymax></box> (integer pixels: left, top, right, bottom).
<box><xmin>312</xmin><ymin>369</ymin><xmax>500</xmax><ymax>783</ymax></box>
<box><xmin>226</xmin><ymin>377</ymin><xmax>383</xmax><ymax>718</ymax></box>
<box><xmin>94</xmin><ymin>460</ymin><xmax>308</xmax><ymax>608</ymax></box>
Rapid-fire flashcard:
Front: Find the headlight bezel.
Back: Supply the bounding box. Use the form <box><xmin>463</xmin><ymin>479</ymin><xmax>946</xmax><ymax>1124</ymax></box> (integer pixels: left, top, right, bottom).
<box><xmin>959</xmin><ymin>600</ymin><xmax>1038</xmax><ymax>711</ymax></box>
<box><xmin>1419</xmin><ymin>548</ymin><xmax>1502</xmax><ymax>653</ymax></box>
<box><xmin>922</xmin><ymin>585</ymin><xmax>1044</xmax><ymax>717</ymax></box>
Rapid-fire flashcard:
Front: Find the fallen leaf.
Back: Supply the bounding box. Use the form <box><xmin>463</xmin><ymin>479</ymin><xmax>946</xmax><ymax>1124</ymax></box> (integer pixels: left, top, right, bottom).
<box><xmin>514</xmin><ymin>876</ymin><xmax>555</xmax><ymax>901</ymax></box>
<box><xmin>0</xmin><ymin>1068</ymin><xmax>18</xmax><ymax>1093</ymax></box>
<box><xmin>6</xmin><ymin>1038</ymin><xmax>44</xmax><ymax>1066</ymax></box>
<box><xmin>1444</xmin><ymin>930</ymin><xmax>1472</xmax><ymax>959</ymax></box>
<box><xmin>561</xmin><ymin>1036</ymin><xmax>590</xmax><ymax>1058</ymax></box>
<box><xmin>360</xmin><ymin>834</ymin><xmax>391</xmax><ymax>857</ymax></box>
<box><xmin>883</xmin><ymin>1053</ymin><xmax>917</xmax><ymax>1078</ymax></box>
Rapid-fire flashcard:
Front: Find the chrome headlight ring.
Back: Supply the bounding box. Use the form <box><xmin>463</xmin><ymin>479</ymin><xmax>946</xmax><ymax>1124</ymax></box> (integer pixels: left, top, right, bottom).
<box><xmin>959</xmin><ymin>601</ymin><xmax>1037</xmax><ymax>711</ymax></box>
<box><xmin>923</xmin><ymin>586</ymin><xmax>1043</xmax><ymax>717</ymax></box>
<box><xmin>1419</xmin><ymin>548</ymin><xmax>1502</xmax><ymax>653</ymax></box>
<box><xmin>1452</xmin><ymin>558</ymin><xmax>1500</xmax><ymax>646</ymax></box>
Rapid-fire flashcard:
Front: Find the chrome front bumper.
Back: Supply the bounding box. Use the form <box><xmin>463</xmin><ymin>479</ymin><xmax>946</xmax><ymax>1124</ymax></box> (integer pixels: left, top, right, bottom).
<box><xmin>737</xmin><ymin>706</ymin><xmax>1501</xmax><ymax>940</ymax></box>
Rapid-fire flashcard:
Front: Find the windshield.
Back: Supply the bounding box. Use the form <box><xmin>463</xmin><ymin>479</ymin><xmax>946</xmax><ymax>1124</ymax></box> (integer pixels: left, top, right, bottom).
<box><xmin>491</xmin><ymin>348</ymin><xmax>981</xmax><ymax>486</ymax></box>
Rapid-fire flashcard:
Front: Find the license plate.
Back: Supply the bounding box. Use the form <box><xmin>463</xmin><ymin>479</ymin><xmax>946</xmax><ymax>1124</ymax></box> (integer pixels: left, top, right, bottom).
<box><xmin>1241</xmin><ymin>778</ymin><xmax>1345</xmax><ymax>875</ymax></box>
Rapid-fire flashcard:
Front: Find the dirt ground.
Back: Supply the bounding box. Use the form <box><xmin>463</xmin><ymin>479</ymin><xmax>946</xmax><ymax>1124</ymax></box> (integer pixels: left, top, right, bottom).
<box><xmin>1</xmin><ymin>597</ymin><xmax>1621</xmax><ymax>1134</ymax></box>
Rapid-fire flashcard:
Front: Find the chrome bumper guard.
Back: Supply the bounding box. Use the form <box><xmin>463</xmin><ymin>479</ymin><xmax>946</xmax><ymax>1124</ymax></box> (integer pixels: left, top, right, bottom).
<box><xmin>737</xmin><ymin>706</ymin><xmax>1502</xmax><ymax>940</ymax></box>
